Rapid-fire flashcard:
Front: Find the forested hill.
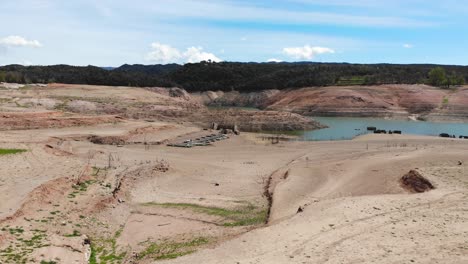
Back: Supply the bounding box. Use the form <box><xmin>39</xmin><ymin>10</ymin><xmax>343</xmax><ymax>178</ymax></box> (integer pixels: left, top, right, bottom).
<box><xmin>0</xmin><ymin>62</ymin><xmax>466</xmax><ymax>92</ymax></box>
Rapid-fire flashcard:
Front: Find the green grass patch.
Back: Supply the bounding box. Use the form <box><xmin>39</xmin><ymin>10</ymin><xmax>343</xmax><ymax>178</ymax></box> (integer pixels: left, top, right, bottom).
<box><xmin>442</xmin><ymin>97</ymin><xmax>449</xmax><ymax>105</ymax></box>
<box><xmin>89</xmin><ymin>229</ymin><xmax>126</xmax><ymax>264</ymax></box>
<box><xmin>8</xmin><ymin>227</ymin><xmax>24</xmax><ymax>235</ymax></box>
<box><xmin>72</xmin><ymin>180</ymin><xmax>96</xmax><ymax>192</ymax></box>
<box><xmin>143</xmin><ymin>202</ymin><xmax>267</xmax><ymax>227</ymax></box>
<box><xmin>0</xmin><ymin>149</ymin><xmax>27</xmax><ymax>155</ymax></box>
<box><xmin>64</xmin><ymin>230</ymin><xmax>81</xmax><ymax>237</ymax></box>
<box><xmin>0</xmin><ymin>228</ymin><xmax>48</xmax><ymax>263</ymax></box>
<box><xmin>138</xmin><ymin>237</ymin><xmax>209</xmax><ymax>261</ymax></box>
<box><xmin>68</xmin><ymin>180</ymin><xmax>96</xmax><ymax>198</ymax></box>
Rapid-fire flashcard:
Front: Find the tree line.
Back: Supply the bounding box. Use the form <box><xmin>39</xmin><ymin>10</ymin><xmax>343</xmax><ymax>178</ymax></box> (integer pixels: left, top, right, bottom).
<box><xmin>0</xmin><ymin>62</ymin><xmax>466</xmax><ymax>92</ymax></box>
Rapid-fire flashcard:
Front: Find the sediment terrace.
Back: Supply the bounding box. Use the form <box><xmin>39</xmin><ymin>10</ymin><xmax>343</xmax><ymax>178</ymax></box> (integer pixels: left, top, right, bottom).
<box><xmin>196</xmin><ymin>84</ymin><xmax>468</xmax><ymax>121</ymax></box>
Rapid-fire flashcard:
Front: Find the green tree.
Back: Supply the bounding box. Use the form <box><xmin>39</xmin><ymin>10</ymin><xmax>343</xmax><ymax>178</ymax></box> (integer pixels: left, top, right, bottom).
<box><xmin>429</xmin><ymin>67</ymin><xmax>447</xmax><ymax>87</ymax></box>
<box><xmin>0</xmin><ymin>71</ymin><xmax>5</xmax><ymax>82</ymax></box>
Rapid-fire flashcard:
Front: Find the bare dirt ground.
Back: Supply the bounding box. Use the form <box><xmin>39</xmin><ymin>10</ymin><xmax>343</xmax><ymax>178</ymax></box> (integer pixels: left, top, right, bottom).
<box><xmin>162</xmin><ymin>135</ymin><xmax>468</xmax><ymax>264</ymax></box>
<box><xmin>0</xmin><ymin>84</ymin><xmax>321</xmax><ymax>132</ymax></box>
<box><xmin>0</xmin><ymin>84</ymin><xmax>467</xmax><ymax>264</ymax></box>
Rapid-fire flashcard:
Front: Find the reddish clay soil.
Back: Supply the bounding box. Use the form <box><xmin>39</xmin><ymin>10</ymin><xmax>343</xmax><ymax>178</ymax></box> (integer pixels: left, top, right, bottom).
<box><xmin>0</xmin><ymin>111</ymin><xmax>122</xmax><ymax>130</ymax></box>
<box><xmin>254</xmin><ymin>85</ymin><xmax>468</xmax><ymax>120</ymax></box>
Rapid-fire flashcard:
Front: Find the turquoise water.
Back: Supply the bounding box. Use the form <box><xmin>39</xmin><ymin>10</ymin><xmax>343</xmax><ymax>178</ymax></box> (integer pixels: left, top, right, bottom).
<box><xmin>302</xmin><ymin>117</ymin><xmax>468</xmax><ymax>141</ymax></box>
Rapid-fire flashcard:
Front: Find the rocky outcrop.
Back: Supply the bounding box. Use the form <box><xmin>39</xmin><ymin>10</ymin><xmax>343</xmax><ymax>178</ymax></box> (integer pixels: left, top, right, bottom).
<box><xmin>194</xmin><ymin>109</ymin><xmax>325</xmax><ymax>132</ymax></box>
<box><xmin>400</xmin><ymin>170</ymin><xmax>434</xmax><ymax>193</ymax></box>
<box><xmin>193</xmin><ymin>90</ymin><xmax>280</xmax><ymax>108</ymax></box>
<box><xmin>147</xmin><ymin>87</ymin><xmax>192</xmax><ymax>101</ymax></box>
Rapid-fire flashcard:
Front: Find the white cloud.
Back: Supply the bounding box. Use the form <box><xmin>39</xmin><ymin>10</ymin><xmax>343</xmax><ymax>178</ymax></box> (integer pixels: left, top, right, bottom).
<box><xmin>283</xmin><ymin>45</ymin><xmax>335</xmax><ymax>60</ymax></box>
<box><xmin>184</xmin><ymin>47</ymin><xmax>221</xmax><ymax>63</ymax></box>
<box><xmin>145</xmin><ymin>42</ymin><xmax>182</xmax><ymax>63</ymax></box>
<box><xmin>146</xmin><ymin>42</ymin><xmax>221</xmax><ymax>64</ymax></box>
<box><xmin>0</xmin><ymin>36</ymin><xmax>42</xmax><ymax>48</ymax></box>
<box><xmin>267</xmin><ymin>58</ymin><xmax>283</xmax><ymax>63</ymax></box>
<box><xmin>403</xmin><ymin>43</ymin><xmax>414</xmax><ymax>48</ymax></box>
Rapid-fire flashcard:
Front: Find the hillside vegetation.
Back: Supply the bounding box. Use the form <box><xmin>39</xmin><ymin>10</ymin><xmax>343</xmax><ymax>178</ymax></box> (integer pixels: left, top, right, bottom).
<box><xmin>0</xmin><ymin>62</ymin><xmax>466</xmax><ymax>92</ymax></box>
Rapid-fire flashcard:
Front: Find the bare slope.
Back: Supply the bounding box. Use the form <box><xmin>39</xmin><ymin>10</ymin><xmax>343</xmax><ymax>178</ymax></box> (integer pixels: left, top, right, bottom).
<box><xmin>198</xmin><ymin>85</ymin><xmax>468</xmax><ymax>121</ymax></box>
<box><xmin>163</xmin><ymin>135</ymin><xmax>468</xmax><ymax>264</ymax></box>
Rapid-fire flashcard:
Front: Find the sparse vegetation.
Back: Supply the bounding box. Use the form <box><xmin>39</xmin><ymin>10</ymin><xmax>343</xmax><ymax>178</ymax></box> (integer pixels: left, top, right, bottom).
<box><xmin>443</xmin><ymin>97</ymin><xmax>449</xmax><ymax>105</ymax></box>
<box><xmin>88</xmin><ymin>229</ymin><xmax>126</xmax><ymax>264</ymax></box>
<box><xmin>0</xmin><ymin>149</ymin><xmax>27</xmax><ymax>155</ymax></box>
<box><xmin>138</xmin><ymin>237</ymin><xmax>209</xmax><ymax>260</ymax></box>
<box><xmin>0</xmin><ymin>228</ymin><xmax>48</xmax><ymax>264</ymax></box>
<box><xmin>143</xmin><ymin>202</ymin><xmax>268</xmax><ymax>226</ymax></box>
<box><xmin>40</xmin><ymin>261</ymin><xmax>57</xmax><ymax>264</ymax></box>
<box><xmin>64</xmin><ymin>229</ymin><xmax>81</xmax><ymax>237</ymax></box>
<box><xmin>68</xmin><ymin>180</ymin><xmax>96</xmax><ymax>198</ymax></box>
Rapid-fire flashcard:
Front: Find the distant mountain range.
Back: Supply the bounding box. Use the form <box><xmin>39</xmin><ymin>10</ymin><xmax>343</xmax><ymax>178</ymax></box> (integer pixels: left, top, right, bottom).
<box><xmin>0</xmin><ymin>62</ymin><xmax>466</xmax><ymax>92</ymax></box>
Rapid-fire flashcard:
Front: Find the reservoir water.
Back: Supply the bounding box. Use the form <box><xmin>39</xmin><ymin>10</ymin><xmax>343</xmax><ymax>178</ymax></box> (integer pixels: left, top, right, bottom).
<box><xmin>302</xmin><ymin>117</ymin><xmax>468</xmax><ymax>141</ymax></box>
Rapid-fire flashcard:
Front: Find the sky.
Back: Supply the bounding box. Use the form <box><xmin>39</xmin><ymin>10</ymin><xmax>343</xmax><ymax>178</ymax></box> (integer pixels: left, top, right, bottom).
<box><xmin>1</xmin><ymin>0</ymin><xmax>468</xmax><ymax>66</ymax></box>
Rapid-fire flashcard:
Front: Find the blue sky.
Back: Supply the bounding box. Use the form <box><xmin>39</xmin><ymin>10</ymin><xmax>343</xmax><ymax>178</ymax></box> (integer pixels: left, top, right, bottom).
<box><xmin>1</xmin><ymin>0</ymin><xmax>467</xmax><ymax>66</ymax></box>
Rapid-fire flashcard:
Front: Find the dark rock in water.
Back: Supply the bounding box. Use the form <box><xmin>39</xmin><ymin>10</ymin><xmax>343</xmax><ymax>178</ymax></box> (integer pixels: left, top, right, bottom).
<box><xmin>400</xmin><ymin>170</ymin><xmax>434</xmax><ymax>193</ymax></box>
<box><xmin>367</xmin><ymin>126</ymin><xmax>377</xmax><ymax>131</ymax></box>
<box><xmin>393</xmin><ymin>130</ymin><xmax>402</xmax><ymax>134</ymax></box>
<box><xmin>439</xmin><ymin>133</ymin><xmax>450</xmax><ymax>138</ymax></box>
<box><xmin>374</xmin><ymin>129</ymin><xmax>387</xmax><ymax>134</ymax></box>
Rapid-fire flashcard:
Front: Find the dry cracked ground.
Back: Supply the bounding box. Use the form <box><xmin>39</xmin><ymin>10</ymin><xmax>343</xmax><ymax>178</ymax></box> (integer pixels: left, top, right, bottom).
<box><xmin>0</xmin><ymin>84</ymin><xmax>467</xmax><ymax>264</ymax></box>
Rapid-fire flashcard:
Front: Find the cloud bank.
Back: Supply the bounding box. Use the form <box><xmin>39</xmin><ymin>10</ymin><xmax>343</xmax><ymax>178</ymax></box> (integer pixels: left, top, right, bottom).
<box><xmin>283</xmin><ymin>45</ymin><xmax>335</xmax><ymax>60</ymax></box>
<box><xmin>146</xmin><ymin>42</ymin><xmax>221</xmax><ymax>64</ymax></box>
<box><xmin>267</xmin><ymin>58</ymin><xmax>283</xmax><ymax>63</ymax></box>
<box><xmin>0</xmin><ymin>36</ymin><xmax>42</xmax><ymax>48</ymax></box>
